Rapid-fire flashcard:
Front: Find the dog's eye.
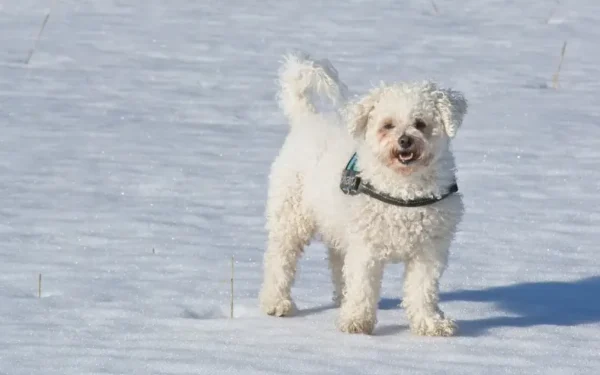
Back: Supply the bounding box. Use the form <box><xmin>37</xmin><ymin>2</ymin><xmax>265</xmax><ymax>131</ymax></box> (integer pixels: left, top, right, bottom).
<box><xmin>383</xmin><ymin>122</ymin><xmax>395</xmax><ymax>130</ymax></box>
<box><xmin>414</xmin><ymin>119</ymin><xmax>427</xmax><ymax>131</ymax></box>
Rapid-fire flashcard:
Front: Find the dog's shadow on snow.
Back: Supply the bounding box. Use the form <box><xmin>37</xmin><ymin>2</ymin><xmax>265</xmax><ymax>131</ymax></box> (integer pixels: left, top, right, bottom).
<box><xmin>296</xmin><ymin>303</ymin><xmax>338</xmax><ymax>317</ymax></box>
<box><xmin>379</xmin><ymin>276</ymin><xmax>600</xmax><ymax>337</ymax></box>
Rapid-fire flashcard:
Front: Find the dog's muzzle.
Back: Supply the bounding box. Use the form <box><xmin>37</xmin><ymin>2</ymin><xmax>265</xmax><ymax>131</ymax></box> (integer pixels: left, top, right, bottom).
<box><xmin>397</xmin><ymin>135</ymin><xmax>418</xmax><ymax>164</ymax></box>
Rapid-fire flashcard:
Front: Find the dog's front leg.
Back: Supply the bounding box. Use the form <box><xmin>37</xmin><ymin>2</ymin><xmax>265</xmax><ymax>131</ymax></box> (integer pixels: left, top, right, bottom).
<box><xmin>337</xmin><ymin>247</ymin><xmax>383</xmax><ymax>335</ymax></box>
<box><xmin>402</xmin><ymin>253</ymin><xmax>457</xmax><ymax>336</ymax></box>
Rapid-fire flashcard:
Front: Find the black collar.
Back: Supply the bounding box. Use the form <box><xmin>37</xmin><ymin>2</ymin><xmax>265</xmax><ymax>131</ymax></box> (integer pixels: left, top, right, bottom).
<box><xmin>339</xmin><ymin>153</ymin><xmax>459</xmax><ymax>207</ymax></box>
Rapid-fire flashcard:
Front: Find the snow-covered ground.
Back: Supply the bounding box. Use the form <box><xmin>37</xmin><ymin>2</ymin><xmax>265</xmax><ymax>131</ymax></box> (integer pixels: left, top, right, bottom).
<box><xmin>1</xmin><ymin>0</ymin><xmax>600</xmax><ymax>374</ymax></box>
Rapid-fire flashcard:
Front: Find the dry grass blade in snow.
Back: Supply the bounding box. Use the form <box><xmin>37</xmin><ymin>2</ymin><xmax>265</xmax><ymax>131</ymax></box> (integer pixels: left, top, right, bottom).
<box><xmin>231</xmin><ymin>255</ymin><xmax>235</xmax><ymax>319</ymax></box>
<box><xmin>24</xmin><ymin>1</ymin><xmax>56</xmax><ymax>64</ymax></box>
<box><xmin>431</xmin><ymin>0</ymin><xmax>439</xmax><ymax>14</ymax></box>
<box><xmin>552</xmin><ymin>41</ymin><xmax>568</xmax><ymax>89</ymax></box>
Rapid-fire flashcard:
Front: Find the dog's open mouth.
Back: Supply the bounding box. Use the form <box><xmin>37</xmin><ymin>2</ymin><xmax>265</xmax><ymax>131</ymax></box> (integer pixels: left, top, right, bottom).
<box><xmin>398</xmin><ymin>151</ymin><xmax>416</xmax><ymax>164</ymax></box>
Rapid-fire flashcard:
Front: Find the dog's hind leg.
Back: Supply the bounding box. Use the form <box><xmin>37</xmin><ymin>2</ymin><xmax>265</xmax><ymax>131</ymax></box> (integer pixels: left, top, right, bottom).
<box><xmin>259</xmin><ymin>180</ymin><xmax>315</xmax><ymax>317</ymax></box>
<box><xmin>327</xmin><ymin>247</ymin><xmax>345</xmax><ymax>306</ymax></box>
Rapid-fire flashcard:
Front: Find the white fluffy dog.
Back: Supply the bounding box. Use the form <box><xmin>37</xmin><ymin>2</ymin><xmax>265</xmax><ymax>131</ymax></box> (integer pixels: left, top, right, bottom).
<box><xmin>259</xmin><ymin>52</ymin><xmax>467</xmax><ymax>336</ymax></box>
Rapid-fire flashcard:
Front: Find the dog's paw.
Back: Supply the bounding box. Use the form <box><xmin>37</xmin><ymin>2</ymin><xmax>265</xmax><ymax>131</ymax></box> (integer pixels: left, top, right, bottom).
<box><xmin>337</xmin><ymin>316</ymin><xmax>375</xmax><ymax>335</ymax></box>
<box><xmin>410</xmin><ymin>316</ymin><xmax>457</xmax><ymax>337</ymax></box>
<box><xmin>260</xmin><ymin>297</ymin><xmax>296</xmax><ymax>317</ymax></box>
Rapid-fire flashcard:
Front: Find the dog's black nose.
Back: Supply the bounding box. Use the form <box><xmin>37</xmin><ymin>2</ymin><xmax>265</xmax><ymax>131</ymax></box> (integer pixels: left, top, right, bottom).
<box><xmin>398</xmin><ymin>135</ymin><xmax>413</xmax><ymax>149</ymax></box>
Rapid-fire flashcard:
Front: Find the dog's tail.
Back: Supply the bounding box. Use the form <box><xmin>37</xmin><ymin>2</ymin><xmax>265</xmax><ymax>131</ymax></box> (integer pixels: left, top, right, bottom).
<box><xmin>277</xmin><ymin>52</ymin><xmax>348</xmax><ymax>124</ymax></box>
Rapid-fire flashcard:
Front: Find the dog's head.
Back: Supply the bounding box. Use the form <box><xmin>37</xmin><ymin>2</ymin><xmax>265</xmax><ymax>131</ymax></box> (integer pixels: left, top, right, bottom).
<box><xmin>346</xmin><ymin>81</ymin><xmax>467</xmax><ymax>175</ymax></box>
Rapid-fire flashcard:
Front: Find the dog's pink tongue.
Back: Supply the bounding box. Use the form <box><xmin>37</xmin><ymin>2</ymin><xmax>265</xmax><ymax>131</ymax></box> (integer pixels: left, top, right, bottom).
<box><xmin>399</xmin><ymin>152</ymin><xmax>414</xmax><ymax>162</ymax></box>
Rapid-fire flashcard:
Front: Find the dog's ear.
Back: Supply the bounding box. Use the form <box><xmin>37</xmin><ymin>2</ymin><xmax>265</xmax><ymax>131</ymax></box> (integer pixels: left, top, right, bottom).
<box><xmin>346</xmin><ymin>88</ymin><xmax>382</xmax><ymax>139</ymax></box>
<box><xmin>434</xmin><ymin>87</ymin><xmax>467</xmax><ymax>138</ymax></box>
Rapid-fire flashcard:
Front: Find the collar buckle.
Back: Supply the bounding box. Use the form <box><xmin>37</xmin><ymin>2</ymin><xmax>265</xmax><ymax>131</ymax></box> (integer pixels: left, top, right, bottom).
<box><xmin>340</xmin><ymin>169</ymin><xmax>361</xmax><ymax>196</ymax></box>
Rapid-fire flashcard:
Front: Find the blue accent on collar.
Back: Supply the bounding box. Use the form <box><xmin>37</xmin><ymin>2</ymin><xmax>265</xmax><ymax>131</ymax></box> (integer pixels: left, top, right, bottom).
<box><xmin>344</xmin><ymin>152</ymin><xmax>359</xmax><ymax>172</ymax></box>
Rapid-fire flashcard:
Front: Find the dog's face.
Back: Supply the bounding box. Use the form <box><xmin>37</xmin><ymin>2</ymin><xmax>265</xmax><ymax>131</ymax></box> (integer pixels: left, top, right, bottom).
<box><xmin>347</xmin><ymin>82</ymin><xmax>467</xmax><ymax>175</ymax></box>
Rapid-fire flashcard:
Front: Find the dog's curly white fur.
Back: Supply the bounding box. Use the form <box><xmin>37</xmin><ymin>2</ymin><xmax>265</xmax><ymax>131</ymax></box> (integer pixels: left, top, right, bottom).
<box><xmin>259</xmin><ymin>52</ymin><xmax>467</xmax><ymax>336</ymax></box>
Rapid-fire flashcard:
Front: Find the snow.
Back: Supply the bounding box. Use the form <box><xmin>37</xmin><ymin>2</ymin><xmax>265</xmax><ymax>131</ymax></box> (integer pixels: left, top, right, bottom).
<box><xmin>1</xmin><ymin>0</ymin><xmax>599</xmax><ymax>374</ymax></box>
